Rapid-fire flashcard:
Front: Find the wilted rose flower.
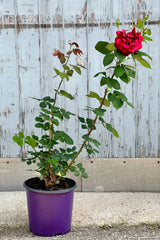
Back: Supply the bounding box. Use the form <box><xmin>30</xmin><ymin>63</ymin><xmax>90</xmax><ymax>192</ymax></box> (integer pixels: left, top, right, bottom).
<box><xmin>73</xmin><ymin>48</ymin><xmax>83</xmax><ymax>56</ymax></box>
<box><xmin>52</xmin><ymin>50</ymin><xmax>64</xmax><ymax>59</ymax></box>
<box><xmin>69</xmin><ymin>42</ymin><xmax>79</xmax><ymax>48</ymax></box>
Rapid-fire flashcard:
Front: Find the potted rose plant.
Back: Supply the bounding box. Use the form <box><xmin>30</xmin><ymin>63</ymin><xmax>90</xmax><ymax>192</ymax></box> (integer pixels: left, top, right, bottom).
<box><xmin>13</xmin><ymin>15</ymin><xmax>152</xmax><ymax>237</ymax></box>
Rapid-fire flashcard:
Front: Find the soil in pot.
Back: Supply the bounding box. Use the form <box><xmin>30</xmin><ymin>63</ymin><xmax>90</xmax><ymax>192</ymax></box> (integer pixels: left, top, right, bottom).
<box><xmin>25</xmin><ymin>177</ymin><xmax>70</xmax><ymax>191</ymax></box>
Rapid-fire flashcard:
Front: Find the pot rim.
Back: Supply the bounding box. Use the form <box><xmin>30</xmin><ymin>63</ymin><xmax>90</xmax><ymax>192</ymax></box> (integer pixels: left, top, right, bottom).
<box><xmin>23</xmin><ymin>177</ymin><xmax>77</xmax><ymax>194</ymax></box>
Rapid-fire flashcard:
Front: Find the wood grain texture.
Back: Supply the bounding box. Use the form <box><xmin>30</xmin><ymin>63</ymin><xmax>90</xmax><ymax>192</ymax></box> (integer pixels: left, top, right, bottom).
<box><xmin>0</xmin><ymin>0</ymin><xmax>159</xmax><ymax>158</ymax></box>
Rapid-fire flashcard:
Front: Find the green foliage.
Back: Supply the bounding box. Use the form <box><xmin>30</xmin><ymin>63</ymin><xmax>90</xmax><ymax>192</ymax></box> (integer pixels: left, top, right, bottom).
<box><xmin>13</xmin><ymin>135</ymin><xmax>23</xmax><ymax>146</ymax></box>
<box><xmin>93</xmin><ymin>108</ymin><xmax>106</xmax><ymax>116</ymax></box>
<box><xmin>13</xmin><ymin>15</ymin><xmax>152</xmax><ymax>187</ymax></box>
<box><xmin>103</xmin><ymin>52</ymin><xmax>114</xmax><ymax>66</ymax></box>
<box><xmin>86</xmin><ymin>91</ymin><xmax>101</xmax><ymax>100</ymax></box>
<box><xmin>133</xmin><ymin>54</ymin><xmax>151</xmax><ymax>68</ymax></box>
<box><xmin>106</xmin><ymin>42</ymin><xmax>116</xmax><ymax>51</ymax></box>
<box><xmin>59</xmin><ymin>90</ymin><xmax>74</xmax><ymax>100</ymax></box>
<box><xmin>70</xmin><ymin>65</ymin><xmax>81</xmax><ymax>75</ymax></box>
<box><xmin>115</xmin><ymin>49</ymin><xmax>127</xmax><ymax>62</ymax></box>
<box><xmin>95</xmin><ymin>41</ymin><xmax>110</xmax><ymax>54</ymax></box>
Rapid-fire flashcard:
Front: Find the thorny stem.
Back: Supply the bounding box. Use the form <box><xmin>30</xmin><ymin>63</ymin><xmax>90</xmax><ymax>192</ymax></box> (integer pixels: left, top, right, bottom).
<box><xmin>48</xmin><ymin>45</ymin><xmax>72</xmax><ymax>171</ymax></box>
<box><xmin>50</xmin><ymin>44</ymin><xmax>72</xmax><ymax>129</ymax></box>
<box><xmin>64</xmin><ymin>87</ymin><xmax>108</xmax><ymax>174</ymax></box>
<box><xmin>64</xmin><ymin>66</ymin><xmax>118</xmax><ymax>174</ymax></box>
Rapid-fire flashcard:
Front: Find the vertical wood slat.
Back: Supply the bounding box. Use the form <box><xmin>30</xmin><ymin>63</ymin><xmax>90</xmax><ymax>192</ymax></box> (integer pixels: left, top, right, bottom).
<box><xmin>0</xmin><ymin>0</ymin><xmax>159</xmax><ymax>158</ymax></box>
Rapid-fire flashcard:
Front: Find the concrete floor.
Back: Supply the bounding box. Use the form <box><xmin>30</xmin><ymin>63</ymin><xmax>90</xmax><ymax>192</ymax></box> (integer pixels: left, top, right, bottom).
<box><xmin>0</xmin><ymin>191</ymin><xmax>160</xmax><ymax>239</ymax></box>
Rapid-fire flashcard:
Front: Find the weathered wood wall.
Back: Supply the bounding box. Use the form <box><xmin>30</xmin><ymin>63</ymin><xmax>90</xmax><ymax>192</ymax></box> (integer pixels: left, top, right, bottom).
<box><xmin>0</xmin><ymin>0</ymin><xmax>159</xmax><ymax>159</ymax></box>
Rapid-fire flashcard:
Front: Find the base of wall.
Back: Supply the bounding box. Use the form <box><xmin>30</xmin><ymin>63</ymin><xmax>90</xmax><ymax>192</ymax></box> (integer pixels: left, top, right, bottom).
<box><xmin>0</xmin><ymin>158</ymin><xmax>160</xmax><ymax>192</ymax></box>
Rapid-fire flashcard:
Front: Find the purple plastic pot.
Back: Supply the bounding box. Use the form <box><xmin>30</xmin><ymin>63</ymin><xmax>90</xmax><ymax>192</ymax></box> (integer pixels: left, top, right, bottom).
<box><xmin>23</xmin><ymin>177</ymin><xmax>77</xmax><ymax>237</ymax></box>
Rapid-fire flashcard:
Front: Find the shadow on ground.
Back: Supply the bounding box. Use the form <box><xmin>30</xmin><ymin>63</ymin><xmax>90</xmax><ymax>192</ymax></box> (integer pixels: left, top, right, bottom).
<box><xmin>0</xmin><ymin>223</ymin><xmax>160</xmax><ymax>240</ymax></box>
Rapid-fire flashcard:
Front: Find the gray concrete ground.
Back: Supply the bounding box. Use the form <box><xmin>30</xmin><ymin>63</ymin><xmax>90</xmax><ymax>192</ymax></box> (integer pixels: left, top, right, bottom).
<box><xmin>0</xmin><ymin>192</ymin><xmax>160</xmax><ymax>239</ymax></box>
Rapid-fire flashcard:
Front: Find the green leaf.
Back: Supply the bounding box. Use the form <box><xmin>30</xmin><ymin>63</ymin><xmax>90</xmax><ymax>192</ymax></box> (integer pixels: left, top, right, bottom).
<box><xmin>120</xmin><ymin>73</ymin><xmax>131</xmax><ymax>83</ymax></box>
<box><xmin>86</xmin><ymin>91</ymin><xmax>101</xmax><ymax>100</ymax></box>
<box><xmin>21</xmin><ymin>158</ymin><xmax>26</xmax><ymax>162</ymax></box>
<box><xmin>25</xmin><ymin>137</ymin><xmax>37</xmax><ymax>149</ymax></box>
<box><xmin>112</xmin><ymin>97</ymin><xmax>123</xmax><ymax>109</ymax></box>
<box><xmin>100</xmin><ymin>77</ymin><xmax>108</xmax><ymax>86</ymax></box>
<box><xmin>67</xmin><ymin>70</ymin><xmax>74</xmax><ymax>76</ymax></box>
<box><xmin>70</xmin><ymin>166</ymin><xmax>76</xmax><ymax>172</ymax></box>
<box><xmin>136</xmin><ymin>51</ymin><xmax>152</xmax><ymax>60</ymax></box>
<box><xmin>60</xmin><ymin>56</ymin><xmax>66</xmax><ymax>64</ymax></box>
<box><xmin>59</xmin><ymin>90</ymin><xmax>74</xmax><ymax>100</ymax></box>
<box><xmin>93</xmin><ymin>108</ymin><xmax>106</xmax><ymax>116</ymax></box>
<box><xmin>59</xmin><ymin>72</ymin><xmax>69</xmax><ymax>79</ymax></box>
<box><xmin>26</xmin><ymin>161</ymin><xmax>32</xmax><ymax>165</ymax></box>
<box><xmin>106</xmin><ymin>42</ymin><xmax>116</xmax><ymax>51</ymax></box>
<box><xmin>77</xmin><ymin>163</ymin><xmax>83</xmax><ymax>169</ymax></box>
<box><xmin>35</xmin><ymin>117</ymin><xmax>44</xmax><ymax>122</ymax></box>
<box><xmin>145</xmin><ymin>28</ymin><xmax>151</xmax><ymax>36</ymax></box>
<box><xmin>58</xmin><ymin>131</ymin><xmax>73</xmax><ymax>145</ymax></box>
<box><xmin>13</xmin><ymin>136</ymin><xmax>23</xmax><ymax>146</ymax></box>
<box><xmin>43</xmin><ymin>96</ymin><xmax>54</xmax><ymax>102</ymax></box>
<box><xmin>115</xmin><ymin>91</ymin><xmax>127</xmax><ymax>102</ymax></box>
<box><xmin>78</xmin><ymin>116</ymin><xmax>85</xmax><ymax>123</ymax></box>
<box><xmin>35</xmin><ymin>123</ymin><xmax>44</xmax><ymax>128</ymax></box>
<box><xmin>74</xmin><ymin>170</ymin><xmax>80</xmax><ymax>176</ymax></box>
<box><xmin>103</xmin><ymin>53</ymin><xmax>114</xmax><ymax>66</ymax></box>
<box><xmin>134</xmin><ymin>55</ymin><xmax>151</xmax><ymax>68</ymax></box>
<box><xmin>108</xmin><ymin>93</ymin><xmax>113</xmax><ymax>102</ymax></box>
<box><xmin>52</xmin><ymin>111</ymin><xmax>63</xmax><ymax>120</ymax></box>
<box><xmin>48</xmin><ymin>158</ymin><xmax>58</xmax><ymax>166</ymax></box>
<box><xmin>114</xmin><ymin>66</ymin><xmax>124</xmax><ymax>77</ymax></box>
<box><xmin>86</xmin><ymin>118</ymin><xmax>94</xmax><ymax>128</ymax></box>
<box><xmin>103</xmin><ymin>99</ymin><xmax>111</xmax><ymax>107</ymax></box>
<box><xmin>115</xmin><ymin>50</ymin><xmax>127</xmax><ymax>62</ymax></box>
<box><xmin>39</xmin><ymin>102</ymin><xmax>47</xmax><ymax>108</ymax></box>
<box><xmin>106</xmin><ymin>78</ymin><xmax>120</xmax><ymax>90</ymax></box>
<box><xmin>51</xmin><ymin>106</ymin><xmax>59</xmax><ymax>112</ymax></box>
<box><xmin>109</xmin><ymin>91</ymin><xmax>128</xmax><ymax>109</ymax></box>
<box><xmin>99</xmin><ymin>116</ymin><xmax>105</xmax><ymax>123</ymax></box>
<box><xmin>54</xmin><ymin>68</ymin><xmax>60</xmax><ymax>75</ymax></box>
<box><xmin>143</xmin><ymin>36</ymin><xmax>153</xmax><ymax>41</ymax></box>
<box><xmin>137</xmin><ymin>19</ymin><xmax>144</xmax><ymax>28</ymax></box>
<box><xmin>51</xmin><ymin>118</ymin><xmax>59</xmax><ymax>126</ymax></box>
<box><xmin>82</xmin><ymin>134</ymin><xmax>89</xmax><ymax>141</ymax></box>
<box><xmin>126</xmin><ymin>101</ymin><xmax>134</xmax><ymax>108</ymax></box>
<box><xmin>95</xmin><ymin>41</ymin><xmax>110</xmax><ymax>54</ymax></box>
<box><xmin>94</xmin><ymin>72</ymin><xmax>106</xmax><ymax>78</ymax></box>
<box><xmin>71</xmin><ymin>65</ymin><xmax>81</xmax><ymax>75</ymax></box>
<box><xmin>18</xmin><ymin>131</ymin><xmax>24</xmax><ymax>139</ymax></box>
<box><xmin>105</xmin><ymin>123</ymin><xmax>113</xmax><ymax>132</ymax></box>
<box><xmin>105</xmin><ymin>123</ymin><xmax>119</xmax><ymax>138</ymax></box>
<box><xmin>82</xmin><ymin>172</ymin><xmax>88</xmax><ymax>179</ymax></box>
<box><xmin>41</xmin><ymin>109</ymin><xmax>51</xmax><ymax>114</ymax></box>
<box><xmin>32</xmin><ymin>135</ymin><xmax>39</xmax><ymax>141</ymax></box>
<box><xmin>112</xmin><ymin>129</ymin><xmax>119</xmax><ymax>138</ymax></box>
<box><xmin>81</xmin><ymin>124</ymin><xmax>87</xmax><ymax>129</ymax></box>
<box><xmin>89</xmin><ymin>138</ymin><xmax>101</xmax><ymax>148</ymax></box>
<box><xmin>63</xmin><ymin>65</ymin><xmax>70</xmax><ymax>70</ymax></box>
<box><xmin>124</xmin><ymin>67</ymin><xmax>136</xmax><ymax>78</ymax></box>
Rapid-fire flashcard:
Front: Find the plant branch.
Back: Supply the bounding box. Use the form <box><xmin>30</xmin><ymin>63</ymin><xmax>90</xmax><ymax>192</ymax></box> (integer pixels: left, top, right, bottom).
<box><xmin>64</xmin><ymin>87</ymin><xmax>108</xmax><ymax>174</ymax></box>
<box><xmin>64</xmin><ymin>63</ymin><xmax>118</xmax><ymax>174</ymax></box>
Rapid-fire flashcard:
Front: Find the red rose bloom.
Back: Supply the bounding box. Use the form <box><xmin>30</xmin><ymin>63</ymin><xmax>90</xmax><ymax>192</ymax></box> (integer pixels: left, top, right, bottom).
<box><xmin>115</xmin><ymin>27</ymin><xmax>143</xmax><ymax>56</ymax></box>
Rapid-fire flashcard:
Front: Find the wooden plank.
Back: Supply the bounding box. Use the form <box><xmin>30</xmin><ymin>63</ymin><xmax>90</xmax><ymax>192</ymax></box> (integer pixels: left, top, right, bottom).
<box><xmin>0</xmin><ymin>0</ymin><xmax>159</xmax><ymax>159</ymax></box>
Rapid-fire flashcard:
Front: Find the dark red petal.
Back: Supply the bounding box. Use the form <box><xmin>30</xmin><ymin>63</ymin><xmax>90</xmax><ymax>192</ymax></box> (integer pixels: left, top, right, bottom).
<box><xmin>52</xmin><ymin>50</ymin><xmax>60</xmax><ymax>56</ymax></box>
<box><xmin>70</xmin><ymin>42</ymin><xmax>79</xmax><ymax>48</ymax></box>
